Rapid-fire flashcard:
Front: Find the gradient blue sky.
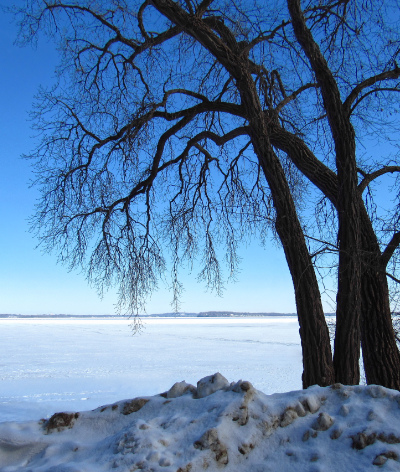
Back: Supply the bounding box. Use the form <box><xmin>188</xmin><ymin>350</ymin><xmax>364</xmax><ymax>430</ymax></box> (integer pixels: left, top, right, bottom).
<box><xmin>0</xmin><ymin>3</ymin><xmax>324</xmax><ymax>315</ymax></box>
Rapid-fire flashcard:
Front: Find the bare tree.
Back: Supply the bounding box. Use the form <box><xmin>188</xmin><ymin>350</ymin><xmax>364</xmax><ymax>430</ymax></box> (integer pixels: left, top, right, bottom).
<box><xmin>283</xmin><ymin>0</ymin><xmax>400</xmax><ymax>388</ymax></box>
<box><xmin>14</xmin><ymin>0</ymin><xmax>400</xmax><ymax>389</ymax></box>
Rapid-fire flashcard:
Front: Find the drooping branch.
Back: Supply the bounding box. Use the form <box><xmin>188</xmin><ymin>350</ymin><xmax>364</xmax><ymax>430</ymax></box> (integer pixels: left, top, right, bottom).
<box><xmin>57</xmin><ymin>96</ymin><xmax>244</xmax><ymax>183</ymax></box>
<box><xmin>121</xmin><ymin>114</ymin><xmax>196</xmax><ymax>207</ymax></box>
<box><xmin>105</xmin><ymin>124</ymin><xmax>250</xmax><ymax>217</ymax></box>
<box><xmin>34</xmin><ymin>1</ymin><xmax>184</xmax><ymax>64</ymax></box>
<box><xmin>152</xmin><ymin>126</ymin><xmax>250</xmax><ymax>182</ymax></box>
<box><xmin>44</xmin><ymin>3</ymin><xmax>140</xmax><ymax>48</ymax></box>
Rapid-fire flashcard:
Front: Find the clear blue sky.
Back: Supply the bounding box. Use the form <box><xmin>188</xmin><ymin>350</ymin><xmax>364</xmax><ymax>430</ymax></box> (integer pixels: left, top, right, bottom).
<box><xmin>0</xmin><ymin>3</ymin><xmax>322</xmax><ymax>316</ymax></box>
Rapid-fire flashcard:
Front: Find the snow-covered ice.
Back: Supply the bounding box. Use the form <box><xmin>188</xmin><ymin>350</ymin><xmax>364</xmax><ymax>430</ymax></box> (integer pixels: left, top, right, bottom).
<box><xmin>0</xmin><ymin>317</ymin><xmax>302</xmax><ymax>422</ymax></box>
<box><xmin>1</xmin><ymin>317</ymin><xmax>399</xmax><ymax>471</ymax></box>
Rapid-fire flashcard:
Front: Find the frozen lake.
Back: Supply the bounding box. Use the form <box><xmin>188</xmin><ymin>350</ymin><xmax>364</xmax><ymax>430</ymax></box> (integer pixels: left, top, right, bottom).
<box><xmin>0</xmin><ymin>317</ymin><xmax>302</xmax><ymax>422</ymax></box>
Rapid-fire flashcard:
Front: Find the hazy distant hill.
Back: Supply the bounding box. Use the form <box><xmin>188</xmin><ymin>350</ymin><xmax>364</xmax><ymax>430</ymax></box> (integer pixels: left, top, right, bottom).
<box><xmin>197</xmin><ymin>311</ymin><xmax>297</xmax><ymax>317</ymax></box>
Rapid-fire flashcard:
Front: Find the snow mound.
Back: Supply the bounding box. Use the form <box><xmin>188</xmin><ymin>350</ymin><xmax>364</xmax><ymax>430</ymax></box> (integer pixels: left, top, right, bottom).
<box><xmin>1</xmin><ymin>374</ymin><xmax>400</xmax><ymax>471</ymax></box>
<box><xmin>196</xmin><ymin>373</ymin><xmax>230</xmax><ymax>398</ymax></box>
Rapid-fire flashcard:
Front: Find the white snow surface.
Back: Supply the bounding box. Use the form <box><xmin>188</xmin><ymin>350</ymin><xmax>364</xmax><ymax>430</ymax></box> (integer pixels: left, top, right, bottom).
<box><xmin>1</xmin><ymin>375</ymin><xmax>400</xmax><ymax>471</ymax></box>
<box><xmin>0</xmin><ymin>317</ymin><xmax>302</xmax><ymax>422</ymax></box>
<box><xmin>1</xmin><ymin>317</ymin><xmax>400</xmax><ymax>470</ymax></box>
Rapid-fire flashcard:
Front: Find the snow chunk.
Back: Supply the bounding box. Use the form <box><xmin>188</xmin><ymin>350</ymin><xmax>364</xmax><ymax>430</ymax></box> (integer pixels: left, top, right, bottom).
<box><xmin>166</xmin><ymin>381</ymin><xmax>196</xmax><ymax>399</ymax></box>
<box><xmin>367</xmin><ymin>385</ymin><xmax>387</xmax><ymax>398</ymax></box>
<box><xmin>193</xmin><ymin>428</ymin><xmax>229</xmax><ymax>465</ymax></box>
<box><xmin>122</xmin><ymin>398</ymin><xmax>149</xmax><ymax>415</ymax></box>
<box><xmin>230</xmin><ymin>380</ymin><xmax>254</xmax><ymax>394</ymax></box>
<box><xmin>302</xmin><ymin>394</ymin><xmax>321</xmax><ymax>414</ymax></box>
<box><xmin>196</xmin><ymin>373</ymin><xmax>230</xmax><ymax>399</ymax></box>
<box><xmin>311</xmin><ymin>412</ymin><xmax>334</xmax><ymax>431</ymax></box>
<box><xmin>373</xmin><ymin>451</ymin><xmax>398</xmax><ymax>466</ymax></box>
<box><xmin>280</xmin><ymin>408</ymin><xmax>298</xmax><ymax>427</ymax></box>
<box><xmin>44</xmin><ymin>412</ymin><xmax>79</xmax><ymax>433</ymax></box>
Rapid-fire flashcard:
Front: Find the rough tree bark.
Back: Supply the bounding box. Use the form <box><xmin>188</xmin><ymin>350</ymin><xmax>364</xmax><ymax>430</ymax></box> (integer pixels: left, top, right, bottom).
<box><xmin>360</xmin><ymin>206</ymin><xmax>400</xmax><ymax>389</ymax></box>
<box><xmin>256</xmin><ymin>144</ymin><xmax>335</xmax><ymax>388</ymax></box>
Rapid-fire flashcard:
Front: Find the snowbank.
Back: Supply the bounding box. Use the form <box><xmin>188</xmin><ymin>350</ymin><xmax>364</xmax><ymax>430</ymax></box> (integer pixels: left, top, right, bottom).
<box><xmin>1</xmin><ymin>373</ymin><xmax>400</xmax><ymax>471</ymax></box>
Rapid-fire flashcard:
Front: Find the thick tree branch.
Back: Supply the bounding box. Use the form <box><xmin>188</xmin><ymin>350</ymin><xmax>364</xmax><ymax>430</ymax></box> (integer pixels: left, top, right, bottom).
<box><xmin>287</xmin><ymin>0</ymin><xmax>351</xmax><ymax>143</ymax></box>
<box><xmin>152</xmin><ymin>0</ymin><xmax>240</xmax><ymax>73</ymax></box>
<box><xmin>343</xmin><ymin>68</ymin><xmax>400</xmax><ymax>114</ymax></box>
<box><xmin>387</xmin><ymin>272</ymin><xmax>400</xmax><ymax>285</ymax></box>
<box><xmin>275</xmin><ymin>82</ymin><xmax>318</xmax><ymax>113</ymax></box>
<box><xmin>349</xmin><ymin>87</ymin><xmax>400</xmax><ymax>115</ymax></box>
<box><xmin>382</xmin><ymin>232</ymin><xmax>400</xmax><ymax>269</ymax></box>
<box><xmin>268</xmin><ymin>122</ymin><xmax>338</xmax><ymax>206</ymax></box>
<box><xmin>138</xmin><ymin>0</ymin><xmax>151</xmax><ymax>39</ymax></box>
<box><xmin>359</xmin><ymin>166</ymin><xmax>400</xmax><ymax>194</ymax></box>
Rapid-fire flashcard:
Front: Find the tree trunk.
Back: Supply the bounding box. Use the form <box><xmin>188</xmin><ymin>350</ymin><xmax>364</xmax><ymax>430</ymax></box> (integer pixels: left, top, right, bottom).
<box><xmin>241</xmin><ymin>75</ymin><xmax>335</xmax><ymax>388</ymax></box>
<box><xmin>333</xmin><ymin>166</ymin><xmax>361</xmax><ymax>385</ymax></box>
<box><xmin>256</xmin><ymin>143</ymin><xmax>335</xmax><ymax>388</ymax></box>
<box><xmin>359</xmin><ymin>206</ymin><xmax>400</xmax><ymax>389</ymax></box>
<box><xmin>236</xmin><ymin>60</ymin><xmax>335</xmax><ymax>389</ymax></box>
<box><xmin>288</xmin><ymin>0</ymin><xmax>361</xmax><ymax>385</ymax></box>
<box><xmin>269</xmin><ymin>121</ymin><xmax>400</xmax><ymax>389</ymax></box>
<box><xmin>274</xmin><ymin>194</ymin><xmax>335</xmax><ymax>388</ymax></box>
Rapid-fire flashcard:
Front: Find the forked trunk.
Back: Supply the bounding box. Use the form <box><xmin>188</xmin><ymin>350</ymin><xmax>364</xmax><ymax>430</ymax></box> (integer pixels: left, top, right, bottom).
<box><xmin>288</xmin><ymin>0</ymin><xmax>362</xmax><ymax>385</ymax></box>
<box><xmin>269</xmin><ymin>115</ymin><xmax>400</xmax><ymax>389</ymax></box>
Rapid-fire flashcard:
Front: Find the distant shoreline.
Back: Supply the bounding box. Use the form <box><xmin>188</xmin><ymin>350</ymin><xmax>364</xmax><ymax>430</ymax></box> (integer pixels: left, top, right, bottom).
<box><xmin>0</xmin><ymin>311</ymin><xmax>336</xmax><ymax>319</ymax></box>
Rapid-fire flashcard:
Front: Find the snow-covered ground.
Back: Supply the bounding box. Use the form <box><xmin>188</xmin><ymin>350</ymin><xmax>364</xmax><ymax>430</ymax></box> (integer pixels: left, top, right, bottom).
<box><xmin>0</xmin><ymin>317</ymin><xmax>302</xmax><ymax>423</ymax></box>
<box><xmin>1</xmin><ymin>318</ymin><xmax>399</xmax><ymax>471</ymax></box>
